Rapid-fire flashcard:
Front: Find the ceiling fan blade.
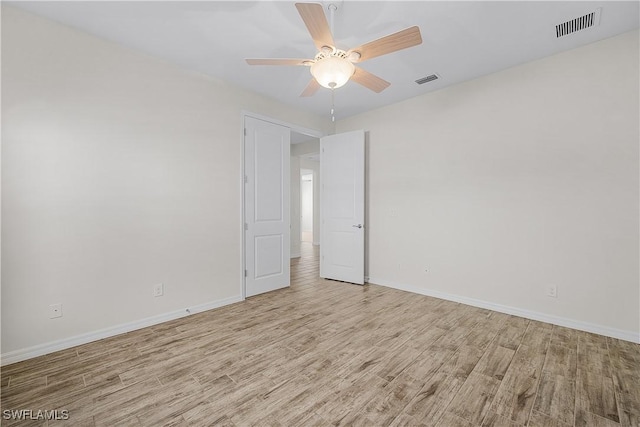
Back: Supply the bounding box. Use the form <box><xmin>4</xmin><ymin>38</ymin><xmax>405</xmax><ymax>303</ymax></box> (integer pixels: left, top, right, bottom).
<box><xmin>351</xmin><ymin>67</ymin><xmax>390</xmax><ymax>93</ymax></box>
<box><xmin>300</xmin><ymin>78</ymin><xmax>320</xmax><ymax>97</ymax></box>
<box><xmin>348</xmin><ymin>26</ymin><xmax>422</xmax><ymax>62</ymax></box>
<box><xmin>295</xmin><ymin>3</ymin><xmax>335</xmax><ymax>51</ymax></box>
<box><xmin>246</xmin><ymin>58</ymin><xmax>311</xmax><ymax>66</ymax></box>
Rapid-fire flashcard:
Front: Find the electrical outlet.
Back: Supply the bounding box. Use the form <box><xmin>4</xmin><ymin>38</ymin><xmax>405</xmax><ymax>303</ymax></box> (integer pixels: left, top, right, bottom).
<box><xmin>546</xmin><ymin>284</ymin><xmax>557</xmax><ymax>298</ymax></box>
<box><xmin>153</xmin><ymin>283</ymin><xmax>164</xmax><ymax>297</ymax></box>
<box><xmin>49</xmin><ymin>303</ymin><xmax>62</xmax><ymax>319</ymax></box>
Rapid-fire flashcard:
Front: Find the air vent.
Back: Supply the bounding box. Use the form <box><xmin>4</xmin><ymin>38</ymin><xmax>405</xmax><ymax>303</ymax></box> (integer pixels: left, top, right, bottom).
<box><xmin>556</xmin><ymin>8</ymin><xmax>601</xmax><ymax>38</ymax></box>
<box><xmin>415</xmin><ymin>74</ymin><xmax>439</xmax><ymax>85</ymax></box>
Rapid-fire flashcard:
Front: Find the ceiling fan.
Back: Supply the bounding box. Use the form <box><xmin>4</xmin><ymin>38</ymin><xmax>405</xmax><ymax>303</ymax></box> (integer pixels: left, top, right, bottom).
<box><xmin>246</xmin><ymin>2</ymin><xmax>422</xmax><ymax>97</ymax></box>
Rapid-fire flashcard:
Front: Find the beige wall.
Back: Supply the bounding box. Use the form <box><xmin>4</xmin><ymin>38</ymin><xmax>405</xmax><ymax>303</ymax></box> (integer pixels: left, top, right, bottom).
<box><xmin>290</xmin><ymin>155</ymin><xmax>301</xmax><ymax>257</ymax></box>
<box><xmin>337</xmin><ymin>30</ymin><xmax>640</xmax><ymax>340</ymax></box>
<box><xmin>300</xmin><ymin>158</ymin><xmax>321</xmax><ymax>245</ymax></box>
<box><xmin>292</xmin><ymin>140</ymin><xmax>321</xmax><ymax>246</ymax></box>
<box><xmin>1</xmin><ymin>6</ymin><xmax>328</xmax><ymax>358</ymax></box>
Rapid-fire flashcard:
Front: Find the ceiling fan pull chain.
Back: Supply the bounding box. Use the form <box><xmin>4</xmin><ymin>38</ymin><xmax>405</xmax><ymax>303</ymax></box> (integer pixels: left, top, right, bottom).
<box><xmin>331</xmin><ymin>88</ymin><xmax>336</xmax><ymax>122</ymax></box>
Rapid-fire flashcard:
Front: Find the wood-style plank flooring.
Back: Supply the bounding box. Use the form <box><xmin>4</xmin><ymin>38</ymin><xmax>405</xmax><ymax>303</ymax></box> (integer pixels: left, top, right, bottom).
<box><xmin>2</xmin><ymin>243</ymin><xmax>639</xmax><ymax>426</ymax></box>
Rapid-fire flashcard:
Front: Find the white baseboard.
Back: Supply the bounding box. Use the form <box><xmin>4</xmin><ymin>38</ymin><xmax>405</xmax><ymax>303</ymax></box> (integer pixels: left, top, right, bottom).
<box><xmin>291</xmin><ymin>251</ymin><xmax>301</xmax><ymax>258</ymax></box>
<box><xmin>367</xmin><ymin>277</ymin><xmax>639</xmax><ymax>344</ymax></box>
<box><xmin>1</xmin><ymin>295</ymin><xmax>243</xmax><ymax>366</ymax></box>
<box><xmin>312</xmin><ymin>241</ymin><xmax>320</xmax><ymax>246</ymax></box>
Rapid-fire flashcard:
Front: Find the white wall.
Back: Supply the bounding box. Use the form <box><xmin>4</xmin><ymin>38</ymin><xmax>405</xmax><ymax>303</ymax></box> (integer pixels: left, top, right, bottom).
<box><xmin>290</xmin><ymin>156</ymin><xmax>301</xmax><ymax>258</ymax></box>
<box><xmin>300</xmin><ymin>158</ymin><xmax>321</xmax><ymax>245</ymax></box>
<box><xmin>291</xmin><ymin>140</ymin><xmax>319</xmax><ymax>157</ymax></box>
<box><xmin>337</xmin><ymin>30</ymin><xmax>640</xmax><ymax>341</ymax></box>
<box><xmin>1</xmin><ymin>6</ymin><xmax>328</xmax><ymax>360</ymax></box>
<box><xmin>301</xmin><ymin>173</ymin><xmax>313</xmax><ymax>233</ymax></box>
<box><xmin>292</xmin><ymin>140</ymin><xmax>321</xmax><ymax>246</ymax></box>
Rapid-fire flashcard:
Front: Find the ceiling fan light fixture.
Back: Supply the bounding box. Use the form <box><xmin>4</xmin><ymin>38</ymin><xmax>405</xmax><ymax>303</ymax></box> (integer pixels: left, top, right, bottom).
<box><xmin>310</xmin><ymin>55</ymin><xmax>355</xmax><ymax>89</ymax></box>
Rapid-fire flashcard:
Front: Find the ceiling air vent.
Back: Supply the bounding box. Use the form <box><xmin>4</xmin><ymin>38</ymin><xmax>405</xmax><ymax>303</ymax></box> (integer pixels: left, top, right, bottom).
<box><xmin>416</xmin><ymin>74</ymin><xmax>439</xmax><ymax>85</ymax></box>
<box><xmin>556</xmin><ymin>8</ymin><xmax>601</xmax><ymax>38</ymax></box>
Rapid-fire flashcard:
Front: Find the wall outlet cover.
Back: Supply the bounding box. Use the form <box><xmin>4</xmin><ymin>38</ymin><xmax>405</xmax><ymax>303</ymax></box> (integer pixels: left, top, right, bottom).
<box><xmin>154</xmin><ymin>283</ymin><xmax>164</xmax><ymax>297</ymax></box>
<box><xmin>49</xmin><ymin>303</ymin><xmax>62</xmax><ymax>319</ymax></box>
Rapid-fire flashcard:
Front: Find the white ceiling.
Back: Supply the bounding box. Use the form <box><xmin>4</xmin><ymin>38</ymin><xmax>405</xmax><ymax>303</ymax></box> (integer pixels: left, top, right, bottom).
<box><xmin>9</xmin><ymin>1</ymin><xmax>639</xmax><ymax>120</ymax></box>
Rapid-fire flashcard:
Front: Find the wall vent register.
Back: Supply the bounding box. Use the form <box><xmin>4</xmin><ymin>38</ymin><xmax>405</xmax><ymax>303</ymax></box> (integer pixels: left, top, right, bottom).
<box><xmin>556</xmin><ymin>8</ymin><xmax>601</xmax><ymax>38</ymax></box>
<box><xmin>415</xmin><ymin>74</ymin><xmax>439</xmax><ymax>85</ymax></box>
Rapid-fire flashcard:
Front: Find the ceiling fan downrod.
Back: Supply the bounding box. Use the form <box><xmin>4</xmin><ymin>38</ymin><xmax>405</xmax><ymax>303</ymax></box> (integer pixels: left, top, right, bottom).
<box><xmin>327</xmin><ymin>3</ymin><xmax>337</xmax><ymax>35</ymax></box>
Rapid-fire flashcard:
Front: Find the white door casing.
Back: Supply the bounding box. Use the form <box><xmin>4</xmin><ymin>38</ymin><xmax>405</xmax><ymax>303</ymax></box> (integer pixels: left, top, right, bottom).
<box><xmin>320</xmin><ymin>130</ymin><xmax>365</xmax><ymax>285</ymax></box>
<box><xmin>244</xmin><ymin>116</ymin><xmax>290</xmax><ymax>297</ymax></box>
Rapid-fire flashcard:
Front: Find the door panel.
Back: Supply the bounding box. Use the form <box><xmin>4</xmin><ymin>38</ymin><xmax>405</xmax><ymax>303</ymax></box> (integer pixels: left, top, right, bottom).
<box><xmin>245</xmin><ymin>117</ymin><xmax>290</xmax><ymax>297</ymax></box>
<box><xmin>320</xmin><ymin>130</ymin><xmax>365</xmax><ymax>284</ymax></box>
<box><xmin>255</xmin><ymin>137</ymin><xmax>284</xmax><ymax>221</ymax></box>
<box><xmin>255</xmin><ymin>235</ymin><xmax>283</xmax><ymax>278</ymax></box>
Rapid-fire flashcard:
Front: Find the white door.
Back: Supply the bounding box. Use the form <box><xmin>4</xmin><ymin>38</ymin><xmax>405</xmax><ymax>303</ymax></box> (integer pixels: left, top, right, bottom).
<box><xmin>244</xmin><ymin>116</ymin><xmax>290</xmax><ymax>297</ymax></box>
<box><xmin>320</xmin><ymin>130</ymin><xmax>365</xmax><ymax>284</ymax></box>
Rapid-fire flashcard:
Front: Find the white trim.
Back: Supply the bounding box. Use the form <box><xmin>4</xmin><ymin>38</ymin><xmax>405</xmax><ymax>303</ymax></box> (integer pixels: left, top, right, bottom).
<box><xmin>1</xmin><ymin>295</ymin><xmax>243</xmax><ymax>366</ymax></box>
<box><xmin>291</xmin><ymin>251</ymin><xmax>301</xmax><ymax>258</ymax></box>
<box><xmin>367</xmin><ymin>277</ymin><xmax>640</xmax><ymax>344</ymax></box>
<box><xmin>241</xmin><ymin>110</ymin><xmax>324</xmax><ymax>140</ymax></box>
<box><xmin>240</xmin><ymin>113</ymin><xmax>246</xmax><ymax>301</ymax></box>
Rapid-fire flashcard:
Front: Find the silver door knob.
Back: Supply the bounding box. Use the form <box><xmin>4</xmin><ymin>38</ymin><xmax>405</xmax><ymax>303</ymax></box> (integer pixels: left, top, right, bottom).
<box><xmin>352</xmin><ymin>224</ymin><xmax>363</xmax><ymax>229</ymax></box>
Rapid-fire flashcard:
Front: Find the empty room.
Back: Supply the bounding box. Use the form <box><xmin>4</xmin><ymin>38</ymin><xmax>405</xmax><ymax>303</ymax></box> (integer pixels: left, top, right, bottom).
<box><xmin>1</xmin><ymin>1</ymin><xmax>639</xmax><ymax>426</ymax></box>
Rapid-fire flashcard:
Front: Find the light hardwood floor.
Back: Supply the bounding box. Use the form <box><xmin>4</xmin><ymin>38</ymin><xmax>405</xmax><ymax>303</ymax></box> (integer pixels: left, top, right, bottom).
<box><xmin>2</xmin><ymin>243</ymin><xmax>639</xmax><ymax>426</ymax></box>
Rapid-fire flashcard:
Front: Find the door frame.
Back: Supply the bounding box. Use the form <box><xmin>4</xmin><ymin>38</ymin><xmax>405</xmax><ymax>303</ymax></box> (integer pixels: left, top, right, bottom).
<box><xmin>240</xmin><ymin>111</ymin><xmax>324</xmax><ymax>299</ymax></box>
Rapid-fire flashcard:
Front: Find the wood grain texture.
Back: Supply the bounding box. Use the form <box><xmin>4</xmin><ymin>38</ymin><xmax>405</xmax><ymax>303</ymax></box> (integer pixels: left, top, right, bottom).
<box><xmin>300</xmin><ymin>78</ymin><xmax>320</xmax><ymax>97</ymax></box>
<box><xmin>352</xmin><ymin>67</ymin><xmax>391</xmax><ymax>93</ymax></box>
<box><xmin>529</xmin><ymin>410</ymin><xmax>573</xmax><ymax>427</ymax></box>
<box><xmin>576</xmin><ymin>370</ymin><xmax>619</xmax><ymax>423</ymax></box>
<box><xmin>436</xmin><ymin>411</ymin><xmax>476</xmax><ymax>427</ymax></box>
<box><xmin>447</xmin><ymin>372</ymin><xmax>501</xmax><ymax>424</ymax></box>
<box><xmin>533</xmin><ymin>372</ymin><xmax>576</xmax><ymax>425</ymax></box>
<box><xmin>348</xmin><ymin>26</ymin><xmax>422</xmax><ymax>62</ymax></box>
<box><xmin>295</xmin><ymin>2</ymin><xmax>334</xmax><ymax>51</ymax></box>
<box><xmin>474</xmin><ymin>344</ymin><xmax>516</xmax><ymax>381</ymax></box>
<box><xmin>482</xmin><ymin>411</ymin><xmax>522</xmax><ymax>427</ymax></box>
<box><xmin>1</xmin><ymin>243</ymin><xmax>639</xmax><ymax>426</ymax></box>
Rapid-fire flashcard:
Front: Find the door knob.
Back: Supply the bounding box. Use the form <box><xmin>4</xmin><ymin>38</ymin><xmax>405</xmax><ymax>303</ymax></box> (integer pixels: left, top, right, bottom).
<box><xmin>352</xmin><ymin>224</ymin><xmax>363</xmax><ymax>229</ymax></box>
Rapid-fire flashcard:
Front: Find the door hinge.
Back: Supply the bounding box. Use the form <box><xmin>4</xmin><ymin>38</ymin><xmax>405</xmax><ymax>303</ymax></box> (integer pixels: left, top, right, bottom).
<box><xmin>244</xmin><ymin>175</ymin><xmax>248</xmax><ymax>184</ymax></box>
<box><xmin>244</xmin><ymin>128</ymin><xmax>247</xmax><ymax>136</ymax></box>
<box><xmin>244</xmin><ymin>269</ymin><xmax>248</xmax><ymax>277</ymax></box>
<box><xmin>244</xmin><ymin>223</ymin><xmax>248</xmax><ymax>231</ymax></box>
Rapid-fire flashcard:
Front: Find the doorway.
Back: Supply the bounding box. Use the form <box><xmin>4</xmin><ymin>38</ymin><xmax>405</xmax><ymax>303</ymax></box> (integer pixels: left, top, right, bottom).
<box><xmin>242</xmin><ymin>112</ymin><xmax>323</xmax><ymax>298</ymax></box>
<box><xmin>291</xmin><ymin>138</ymin><xmax>320</xmax><ymax>257</ymax></box>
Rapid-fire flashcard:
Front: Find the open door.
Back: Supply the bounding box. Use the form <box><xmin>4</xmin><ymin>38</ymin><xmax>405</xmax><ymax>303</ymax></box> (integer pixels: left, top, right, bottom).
<box><xmin>244</xmin><ymin>116</ymin><xmax>290</xmax><ymax>297</ymax></box>
<box><xmin>320</xmin><ymin>130</ymin><xmax>365</xmax><ymax>285</ymax></box>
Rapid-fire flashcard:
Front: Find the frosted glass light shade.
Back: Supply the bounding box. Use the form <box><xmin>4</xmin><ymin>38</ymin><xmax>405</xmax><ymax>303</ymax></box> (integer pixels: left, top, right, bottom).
<box><xmin>310</xmin><ymin>56</ymin><xmax>355</xmax><ymax>89</ymax></box>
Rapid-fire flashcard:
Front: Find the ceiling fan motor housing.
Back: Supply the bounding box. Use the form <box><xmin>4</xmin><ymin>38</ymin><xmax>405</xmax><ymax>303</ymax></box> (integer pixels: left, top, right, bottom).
<box><xmin>310</xmin><ymin>49</ymin><xmax>355</xmax><ymax>89</ymax></box>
